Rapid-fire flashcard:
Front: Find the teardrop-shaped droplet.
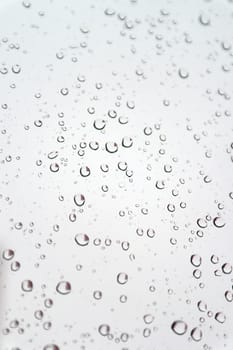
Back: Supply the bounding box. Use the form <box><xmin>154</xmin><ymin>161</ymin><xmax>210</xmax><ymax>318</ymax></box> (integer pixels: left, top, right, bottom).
<box><xmin>197</xmin><ymin>300</ymin><xmax>207</xmax><ymax>312</ymax></box>
<box><xmin>190</xmin><ymin>327</ymin><xmax>202</xmax><ymax>342</ymax></box>
<box><xmin>215</xmin><ymin>312</ymin><xmax>226</xmax><ymax>324</ymax></box>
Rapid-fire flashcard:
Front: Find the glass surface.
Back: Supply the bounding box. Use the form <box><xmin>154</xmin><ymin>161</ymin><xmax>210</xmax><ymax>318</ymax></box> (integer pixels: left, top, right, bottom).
<box><xmin>0</xmin><ymin>0</ymin><xmax>233</xmax><ymax>349</ymax></box>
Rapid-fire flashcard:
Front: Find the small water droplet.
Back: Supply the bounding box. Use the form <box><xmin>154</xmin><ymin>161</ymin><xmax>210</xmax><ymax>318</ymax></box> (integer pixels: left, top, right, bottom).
<box><xmin>190</xmin><ymin>327</ymin><xmax>203</xmax><ymax>341</ymax></box>
<box><xmin>21</xmin><ymin>280</ymin><xmax>33</xmax><ymax>292</ymax></box>
<box><xmin>2</xmin><ymin>249</ymin><xmax>14</xmax><ymax>260</ymax></box>
<box><xmin>190</xmin><ymin>254</ymin><xmax>202</xmax><ymax>267</ymax></box>
<box><xmin>105</xmin><ymin>141</ymin><xmax>118</xmax><ymax>153</ymax></box>
<box><xmin>213</xmin><ymin>217</ymin><xmax>225</xmax><ymax>228</ymax></box>
<box><xmin>117</xmin><ymin>272</ymin><xmax>128</xmax><ymax>285</ymax></box>
<box><xmin>75</xmin><ymin>233</ymin><xmax>90</xmax><ymax>246</ymax></box>
<box><xmin>171</xmin><ymin>320</ymin><xmax>188</xmax><ymax>335</ymax></box>
<box><xmin>56</xmin><ymin>281</ymin><xmax>71</xmax><ymax>295</ymax></box>
<box><xmin>225</xmin><ymin>291</ymin><xmax>233</xmax><ymax>302</ymax></box>
<box><xmin>222</xmin><ymin>263</ymin><xmax>232</xmax><ymax>274</ymax></box>
<box><xmin>178</xmin><ymin>68</ymin><xmax>189</xmax><ymax>79</ymax></box>
<box><xmin>74</xmin><ymin>194</ymin><xmax>85</xmax><ymax>206</ymax></box>
<box><xmin>98</xmin><ymin>324</ymin><xmax>110</xmax><ymax>336</ymax></box>
<box><xmin>215</xmin><ymin>312</ymin><xmax>226</xmax><ymax>324</ymax></box>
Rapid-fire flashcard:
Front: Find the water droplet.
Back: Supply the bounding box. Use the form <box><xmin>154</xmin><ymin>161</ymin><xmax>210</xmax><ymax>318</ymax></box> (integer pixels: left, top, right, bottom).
<box><xmin>126</xmin><ymin>100</ymin><xmax>135</xmax><ymax>109</ymax></box>
<box><xmin>21</xmin><ymin>280</ymin><xmax>33</xmax><ymax>292</ymax></box>
<box><xmin>190</xmin><ymin>254</ymin><xmax>202</xmax><ymax>267</ymax></box>
<box><xmin>108</xmin><ymin>109</ymin><xmax>117</xmax><ymax>118</ymax></box>
<box><xmin>215</xmin><ymin>312</ymin><xmax>226</xmax><ymax>324</ymax></box>
<box><xmin>43</xmin><ymin>321</ymin><xmax>52</xmax><ymax>330</ymax></box>
<box><xmin>34</xmin><ymin>310</ymin><xmax>44</xmax><ymax>320</ymax></box>
<box><xmin>155</xmin><ymin>180</ymin><xmax>165</xmax><ymax>190</ymax></box>
<box><xmin>15</xmin><ymin>222</ymin><xmax>23</xmax><ymax>230</ymax></box>
<box><xmin>222</xmin><ymin>263</ymin><xmax>232</xmax><ymax>274</ymax></box>
<box><xmin>2</xmin><ymin>249</ymin><xmax>14</xmax><ymax>260</ymax></box>
<box><xmin>75</xmin><ymin>233</ymin><xmax>90</xmax><ymax>246</ymax></box>
<box><xmin>43</xmin><ymin>345</ymin><xmax>60</xmax><ymax>350</ymax></box>
<box><xmin>143</xmin><ymin>314</ymin><xmax>154</xmax><ymax>324</ymax></box>
<box><xmin>197</xmin><ymin>300</ymin><xmax>207</xmax><ymax>312</ymax></box>
<box><xmin>11</xmin><ymin>261</ymin><xmax>21</xmax><ymax>271</ymax></box>
<box><xmin>147</xmin><ymin>228</ymin><xmax>156</xmax><ymax>238</ymax></box>
<box><xmin>210</xmin><ymin>254</ymin><xmax>219</xmax><ymax>264</ymax></box>
<box><xmin>104</xmin><ymin>8</ymin><xmax>115</xmax><ymax>16</ymax></box>
<box><xmin>225</xmin><ymin>291</ymin><xmax>233</xmax><ymax>302</ymax></box>
<box><xmin>143</xmin><ymin>328</ymin><xmax>151</xmax><ymax>337</ymax></box>
<box><xmin>167</xmin><ymin>204</ymin><xmax>175</xmax><ymax>212</ymax></box>
<box><xmin>44</xmin><ymin>298</ymin><xmax>53</xmax><ymax>308</ymax></box>
<box><xmin>122</xmin><ymin>136</ymin><xmax>133</xmax><ymax>148</ymax></box>
<box><xmin>98</xmin><ymin>324</ymin><xmax>110</xmax><ymax>336</ymax></box>
<box><xmin>80</xmin><ymin>166</ymin><xmax>91</xmax><ymax>177</ymax></box>
<box><xmin>199</xmin><ymin>14</ymin><xmax>210</xmax><ymax>26</ymax></box>
<box><xmin>197</xmin><ymin>218</ymin><xmax>207</xmax><ymax>229</ymax></box>
<box><xmin>56</xmin><ymin>281</ymin><xmax>71</xmax><ymax>295</ymax></box>
<box><xmin>74</xmin><ymin>194</ymin><xmax>85</xmax><ymax>207</ymax></box>
<box><xmin>12</xmin><ymin>64</ymin><xmax>21</xmax><ymax>74</ymax></box>
<box><xmin>22</xmin><ymin>1</ymin><xmax>31</xmax><ymax>9</ymax></box>
<box><xmin>93</xmin><ymin>119</ymin><xmax>106</xmax><ymax>130</ymax></box>
<box><xmin>118</xmin><ymin>161</ymin><xmax>128</xmax><ymax>171</ymax></box>
<box><xmin>117</xmin><ymin>272</ymin><xmax>128</xmax><ymax>285</ymax></box>
<box><xmin>144</xmin><ymin>127</ymin><xmax>153</xmax><ymax>136</ymax></box>
<box><xmin>105</xmin><ymin>141</ymin><xmax>118</xmax><ymax>153</ymax></box>
<box><xmin>50</xmin><ymin>163</ymin><xmax>59</xmax><ymax>173</ymax></box>
<box><xmin>178</xmin><ymin>68</ymin><xmax>189</xmax><ymax>79</ymax></box>
<box><xmin>93</xmin><ymin>290</ymin><xmax>102</xmax><ymax>300</ymax></box>
<box><xmin>190</xmin><ymin>327</ymin><xmax>203</xmax><ymax>341</ymax></box>
<box><xmin>193</xmin><ymin>269</ymin><xmax>202</xmax><ymax>279</ymax></box>
<box><xmin>171</xmin><ymin>320</ymin><xmax>188</xmax><ymax>335</ymax></box>
<box><xmin>213</xmin><ymin>217</ymin><xmax>225</xmax><ymax>228</ymax></box>
<box><xmin>60</xmin><ymin>88</ymin><xmax>69</xmax><ymax>96</ymax></box>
